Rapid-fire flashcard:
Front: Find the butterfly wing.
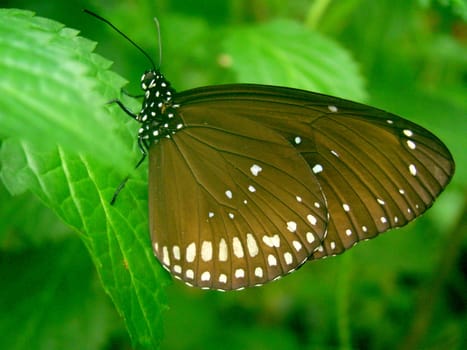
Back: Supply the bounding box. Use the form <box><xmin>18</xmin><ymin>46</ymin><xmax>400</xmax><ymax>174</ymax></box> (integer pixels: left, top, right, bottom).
<box><xmin>149</xmin><ymin>105</ymin><xmax>328</xmax><ymax>290</ymax></box>
<box><xmin>173</xmin><ymin>84</ymin><xmax>454</xmax><ymax>261</ymax></box>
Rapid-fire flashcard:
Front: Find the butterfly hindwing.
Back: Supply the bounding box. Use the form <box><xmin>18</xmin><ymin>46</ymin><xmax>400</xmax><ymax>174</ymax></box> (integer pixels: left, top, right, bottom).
<box><xmin>149</xmin><ymin>109</ymin><xmax>328</xmax><ymax>290</ymax></box>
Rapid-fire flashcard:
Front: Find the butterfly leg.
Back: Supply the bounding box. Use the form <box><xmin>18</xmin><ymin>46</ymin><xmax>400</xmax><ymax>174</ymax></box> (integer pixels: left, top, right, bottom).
<box><xmin>107</xmin><ymin>99</ymin><xmax>139</xmax><ymax>120</ymax></box>
<box><xmin>110</xmin><ymin>176</ymin><xmax>129</xmax><ymax>205</ymax></box>
<box><xmin>110</xmin><ymin>154</ymin><xmax>147</xmax><ymax>205</ymax></box>
<box><xmin>121</xmin><ymin>89</ymin><xmax>144</xmax><ymax>99</ymax></box>
<box><xmin>106</xmin><ymin>98</ymin><xmax>146</xmax><ymax>204</ymax></box>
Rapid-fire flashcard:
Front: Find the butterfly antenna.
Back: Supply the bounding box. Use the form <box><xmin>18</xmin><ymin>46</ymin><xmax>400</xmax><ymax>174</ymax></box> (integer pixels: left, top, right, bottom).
<box><xmin>84</xmin><ymin>9</ymin><xmax>156</xmax><ymax>70</ymax></box>
<box><xmin>154</xmin><ymin>17</ymin><xmax>162</xmax><ymax>69</ymax></box>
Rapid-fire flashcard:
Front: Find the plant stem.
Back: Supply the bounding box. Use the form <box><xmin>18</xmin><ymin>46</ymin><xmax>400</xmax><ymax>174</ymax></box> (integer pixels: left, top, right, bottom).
<box><xmin>306</xmin><ymin>0</ymin><xmax>332</xmax><ymax>29</ymax></box>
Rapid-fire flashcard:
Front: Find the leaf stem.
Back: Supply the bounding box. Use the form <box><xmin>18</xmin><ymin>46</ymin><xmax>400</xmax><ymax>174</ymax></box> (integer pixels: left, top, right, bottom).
<box><xmin>336</xmin><ymin>252</ymin><xmax>353</xmax><ymax>350</ymax></box>
<box><xmin>306</xmin><ymin>0</ymin><xmax>332</xmax><ymax>29</ymax></box>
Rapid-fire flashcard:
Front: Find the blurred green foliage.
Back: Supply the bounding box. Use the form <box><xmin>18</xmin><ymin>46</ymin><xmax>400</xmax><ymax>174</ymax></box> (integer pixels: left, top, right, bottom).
<box><xmin>0</xmin><ymin>1</ymin><xmax>465</xmax><ymax>349</ymax></box>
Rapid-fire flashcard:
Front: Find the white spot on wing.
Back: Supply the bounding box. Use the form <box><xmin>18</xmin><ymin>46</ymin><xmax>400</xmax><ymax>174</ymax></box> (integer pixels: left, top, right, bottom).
<box><xmin>306</xmin><ymin>232</ymin><xmax>315</xmax><ymax>243</ymax></box>
<box><xmin>201</xmin><ymin>271</ymin><xmax>211</xmax><ymax>281</ymax></box>
<box><xmin>312</xmin><ymin>164</ymin><xmax>323</xmax><ymax>174</ymax></box>
<box><xmin>342</xmin><ymin>203</ymin><xmax>350</xmax><ymax>212</ymax></box>
<box><xmin>345</xmin><ymin>229</ymin><xmax>352</xmax><ymax>236</ymax></box>
<box><xmin>250</xmin><ymin>164</ymin><xmax>262</xmax><ymax>176</ymax></box>
<box><xmin>293</xmin><ymin>241</ymin><xmax>302</xmax><ymax>251</ymax></box>
<box><xmin>162</xmin><ymin>246</ymin><xmax>170</xmax><ymax>266</ymax></box>
<box><xmin>248</xmin><ymin>185</ymin><xmax>256</xmax><ymax>192</ymax></box>
<box><xmin>294</xmin><ymin>136</ymin><xmax>302</xmax><ymax>144</ymax></box>
<box><xmin>235</xmin><ymin>269</ymin><xmax>245</xmax><ymax>278</ymax></box>
<box><xmin>268</xmin><ymin>254</ymin><xmax>277</xmax><ymax>266</ymax></box>
<box><xmin>328</xmin><ymin>105</ymin><xmax>338</xmax><ymax>112</ymax></box>
<box><xmin>255</xmin><ymin>267</ymin><xmax>263</xmax><ymax>278</ymax></box>
<box><xmin>219</xmin><ymin>274</ymin><xmax>227</xmax><ymax>283</ymax></box>
<box><xmin>173</xmin><ymin>245</ymin><xmax>181</xmax><ymax>260</ymax></box>
<box><xmin>287</xmin><ymin>221</ymin><xmax>297</xmax><ymax>232</ymax></box>
<box><xmin>219</xmin><ymin>238</ymin><xmax>228</xmax><ymax>261</ymax></box>
<box><xmin>225</xmin><ymin>190</ymin><xmax>233</xmax><ymax>199</ymax></box>
<box><xmin>186</xmin><ymin>243</ymin><xmax>196</xmax><ymax>262</ymax></box>
<box><xmin>186</xmin><ymin>269</ymin><xmax>194</xmax><ymax>279</ymax></box>
<box><xmin>246</xmin><ymin>233</ymin><xmax>259</xmax><ymax>257</ymax></box>
<box><xmin>406</xmin><ymin>140</ymin><xmax>416</xmax><ymax>149</ymax></box>
<box><xmin>403</xmin><ymin>129</ymin><xmax>414</xmax><ymax>137</ymax></box>
<box><xmin>284</xmin><ymin>252</ymin><xmax>293</xmax><ymax>265</ymax></box>
<box><xmin>307</xmin><ymin>214</ymin><xmax>317</xmax><ymax>225</ymax></box>
<box><xmin>201</xmin><ymin>241</ymin><xmax>213</xmax><ymax>261</ymax></box>
<box><xmin>233</xmin><ymin>237</ymin><xmax>244</xmax><ymax>258</ymax></box>
<box><xmin>262</xmin><ymin>234</ymin><xmax>281</xmax><ymax>248</ymax></box>
<box><xmin>409</xmin><ymin>164</ymin><xmax>417</xmax><ymax>176</ymax></box>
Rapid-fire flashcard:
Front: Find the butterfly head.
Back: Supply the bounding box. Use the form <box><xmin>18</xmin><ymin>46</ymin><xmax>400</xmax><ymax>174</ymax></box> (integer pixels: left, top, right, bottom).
<box><xmin>141</xmin><ymin>70</ymin><xmax>168</xmax><ymax>91</ymax></box>
<box><xmin>137</xmin><ymin>70</ymin><xmax>184</xmax><ymax>151</ymax></box>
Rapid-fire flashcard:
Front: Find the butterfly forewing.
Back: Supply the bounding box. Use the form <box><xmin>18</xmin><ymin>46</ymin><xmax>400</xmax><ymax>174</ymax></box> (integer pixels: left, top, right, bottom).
<box><xmin>305</xmin><ymin>112</ymin><xmax>453</xmax><ymax>258</ymax></box>
<box><xmin>149</xmin><ymin>111</ymin><xmax>328</xmax><ymax>290</ymax></box>
<box><xmin>174</xmin><ymin>84</ymin><xmax>454</xmax><ymax>261</ymax></box>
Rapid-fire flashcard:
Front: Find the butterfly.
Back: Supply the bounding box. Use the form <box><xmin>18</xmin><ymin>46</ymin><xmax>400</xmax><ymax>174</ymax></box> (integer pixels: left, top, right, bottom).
<box><xmin>86</xmin><ymin>10</ymin><xmax>455</xmax><ymax>291</ymax></box>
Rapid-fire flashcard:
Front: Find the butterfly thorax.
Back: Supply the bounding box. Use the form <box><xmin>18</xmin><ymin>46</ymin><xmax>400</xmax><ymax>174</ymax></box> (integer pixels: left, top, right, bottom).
<box><xmin>137</xmin><ymin>70</ymin><xmax>184</xmax><ymax>151</ymax></box>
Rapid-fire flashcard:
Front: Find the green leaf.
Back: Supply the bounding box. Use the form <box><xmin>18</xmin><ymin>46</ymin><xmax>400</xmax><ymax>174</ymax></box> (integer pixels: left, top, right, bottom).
<box><xmin>0</xmin><ymin>9</ymin><xmax>132</xmax><ymax>173</ymax></box>
<box><xmin>223</xmin><ymin>19</ymin><xmax>367</xmax><ymax>102</ymax></box>
<box><xmin>0</xmin><ymin>184</ymin><xmax>70</xmax><ymax>250</ymax></box>
<box><xmin>419</xmin><ymin>0</ymin><xmax>467</xmax><ymax>20</ymax></box>
<box><xmin>0</xmin><ymin>137</ymin><xmax>170</xmax><ymax>349</ymax></box>
<box><xmin>0</xmin><ymin>9</ymin><xmax>169</xmax><ymax>350</ymax></box>
<box><xmin>0</xmin><ymin>238</ymin><xmax>122</xmax><ymax>350</ymax></box>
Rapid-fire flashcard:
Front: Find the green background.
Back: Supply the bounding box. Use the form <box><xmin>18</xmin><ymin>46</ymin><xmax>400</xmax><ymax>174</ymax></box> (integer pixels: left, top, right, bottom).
<box><xmin>0</xmin><ymin>0</ymin><xmax>465</xmax><ymax>349</ymax></box>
